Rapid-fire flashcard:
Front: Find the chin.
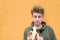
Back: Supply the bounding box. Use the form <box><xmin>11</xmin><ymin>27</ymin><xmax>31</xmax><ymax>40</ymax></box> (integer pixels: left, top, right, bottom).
<box><xmin>34</xmin><ymin>22</ymin><xmax>40</xmax><ymax>26</ymax></box>
<box><xmin>36</xmin><ymin>24</ymin><xmax>40</xmax><ymax>26</ymax></box>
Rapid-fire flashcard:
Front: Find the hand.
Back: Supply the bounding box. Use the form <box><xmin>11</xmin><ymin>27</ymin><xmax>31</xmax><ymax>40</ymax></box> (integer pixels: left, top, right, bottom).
<box><xmin>39</xmin><ymin>36</ymin><xmax>44</xmax><ymax>40</ymax></box>
<box><xmin>27</xmin><ymin>35</ymin><xmax>32</xmax><ymax>40</ymax></box>
<box><xmin>27</xmin><ymin>35</ymin><xmax>44</xmax><ymax>40</ymax></box>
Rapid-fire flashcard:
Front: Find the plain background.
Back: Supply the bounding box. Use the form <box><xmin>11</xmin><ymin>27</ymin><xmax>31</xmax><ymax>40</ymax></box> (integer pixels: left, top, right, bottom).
<box><xmin>0</xmin><ymin>0</ymin><xmax>60</xmax><ymax>40</ymax></box>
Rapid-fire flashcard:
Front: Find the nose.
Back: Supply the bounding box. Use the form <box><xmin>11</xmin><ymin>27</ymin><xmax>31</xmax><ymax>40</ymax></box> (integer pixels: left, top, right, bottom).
<box><xmin>36</xmin><ymin>17</ymin><xmax>39</xmax><ymax>20</ymax></box>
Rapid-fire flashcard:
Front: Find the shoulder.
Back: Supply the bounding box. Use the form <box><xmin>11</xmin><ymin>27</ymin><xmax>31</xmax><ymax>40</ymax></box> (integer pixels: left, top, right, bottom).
<box><xmin>24</xmin><ymin>26</ymin><xmax>32</xmax><ymax>34</ymax></box>
<box><xmin>46</xmin><ymin>25</ymin><xmax>53</xmax><ymax>30</ymax></box>
<box><xmin>46</xmin><ymin>25</ymin><xmax>57</xmax><ymax>40</ymax></box>
<box><xmin>46</xmin><ymin>25</ymin><xmax>55</xmax><ymax>33</ymax></box>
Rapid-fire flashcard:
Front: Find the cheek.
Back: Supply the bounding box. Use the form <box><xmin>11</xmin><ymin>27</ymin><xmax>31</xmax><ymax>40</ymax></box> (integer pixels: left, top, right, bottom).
<box><xmin>32</xmin><ymin>18</ymin><xmax>36</xmax><ymax>22</ymax></box>
<box><xmin>39</xmin><ymin>18</ymin><xmax>43</xmax><ymax>21</ymax></box>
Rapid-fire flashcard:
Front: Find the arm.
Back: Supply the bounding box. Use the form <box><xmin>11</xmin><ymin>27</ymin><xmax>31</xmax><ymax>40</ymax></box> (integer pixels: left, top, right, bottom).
<box><xmin>51</xmin><ymin>29</ymin><xmax>57</xmax><ymax>40</ymax></box>
<box><xmin>49</xmin><ymin>27</ymin><xmax>57</xmax><ymax>40</ymax></box>
<box><xmin>24</xmin><ymin>29</ymin><xmax>27</xmax><ymax>40</ymax></box>
<box><xmin>23</xmin><ymin>27</ymin><xmax>31</xmax><ymax>40</ymax></box>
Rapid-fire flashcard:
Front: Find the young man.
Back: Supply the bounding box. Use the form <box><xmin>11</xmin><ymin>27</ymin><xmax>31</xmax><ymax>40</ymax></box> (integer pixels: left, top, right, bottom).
<box><xmin>24</xmin><ymin>6</ymin><xmax>57</xmax><ymax>40</ymax></box>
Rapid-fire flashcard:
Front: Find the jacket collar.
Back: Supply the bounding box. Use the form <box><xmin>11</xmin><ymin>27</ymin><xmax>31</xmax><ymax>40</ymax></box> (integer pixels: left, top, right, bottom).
<box><xmin>30</xmin><ymin>21</ymin><xmax>47</xmax><ymax>30</ymax></box>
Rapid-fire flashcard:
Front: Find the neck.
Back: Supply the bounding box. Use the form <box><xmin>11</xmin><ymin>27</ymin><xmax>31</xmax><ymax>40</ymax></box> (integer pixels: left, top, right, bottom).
<box><xmin>34</xmin><ymin>24</ymin><xmax>42</xmax><ymax>29</ymax></box>
<box><xmin>35</xmin><ymin>24</ymin><xmax>41</xmax><ymax>27</ymax></box>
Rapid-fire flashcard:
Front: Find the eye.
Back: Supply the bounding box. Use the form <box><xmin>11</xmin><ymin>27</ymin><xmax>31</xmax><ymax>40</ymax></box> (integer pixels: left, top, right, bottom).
<box><xmin>38</xmin><ymin>16</ymin><xmax>41</xmax><ymax>18</ymax></box>
<box><xmin>34</xmin><ymin>16</ymin><xmax>37</xmax><ymax>18</ymax></box>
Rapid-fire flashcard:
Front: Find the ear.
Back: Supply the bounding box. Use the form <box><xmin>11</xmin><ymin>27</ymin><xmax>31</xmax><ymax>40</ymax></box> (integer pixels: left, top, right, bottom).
<box><xmin>32</xmin><ymin>16</ymin><xmax>34</xmax><ymax>20</ymax></box>
<box><xmin>42</xmin><ymin>14</ymin><xmax>44</xmax><ymax>17</ymax></box>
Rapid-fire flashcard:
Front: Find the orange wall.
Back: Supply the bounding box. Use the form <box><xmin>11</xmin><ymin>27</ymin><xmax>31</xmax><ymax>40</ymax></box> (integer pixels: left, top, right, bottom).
<box><xmin>0</xmin><ymin>0</ymin><xmax>60</xmax><ymax>40</ymax></box>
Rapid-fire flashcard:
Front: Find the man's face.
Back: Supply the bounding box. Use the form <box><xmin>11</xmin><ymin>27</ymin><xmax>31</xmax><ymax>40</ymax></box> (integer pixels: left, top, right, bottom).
<box><xmin>32</xmin><ymin>12</ymin><xmax>44</xmax><ymax>26</ymax></box>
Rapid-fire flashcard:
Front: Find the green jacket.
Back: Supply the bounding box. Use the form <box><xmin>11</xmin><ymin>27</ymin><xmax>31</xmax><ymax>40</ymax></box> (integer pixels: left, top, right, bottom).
<box><xmin>24</xmin><ymin>22</ymin><xmax>57</xmax><ymax>40</ymax></box>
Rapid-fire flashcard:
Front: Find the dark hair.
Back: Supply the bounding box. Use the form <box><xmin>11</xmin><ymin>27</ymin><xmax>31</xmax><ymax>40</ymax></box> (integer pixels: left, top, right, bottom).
<box><xmin>31</xmin><ymin>6</ymin><xmax>44</xmax><ymax>15</ymax></box>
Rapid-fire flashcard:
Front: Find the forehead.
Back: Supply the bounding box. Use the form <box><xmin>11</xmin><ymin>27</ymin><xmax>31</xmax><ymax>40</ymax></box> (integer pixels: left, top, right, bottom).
<box><xmin>33</xmin><ymin>12</ymin><xmax>43</xmax><ymax>16</ymax></box>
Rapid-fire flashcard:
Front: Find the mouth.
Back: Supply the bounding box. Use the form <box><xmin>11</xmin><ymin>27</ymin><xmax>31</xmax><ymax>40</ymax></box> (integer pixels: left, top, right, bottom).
<box><xmin>36</xmin><ymin>21</ymin><xmax>39</xmax><ymax>24</ymax></box>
